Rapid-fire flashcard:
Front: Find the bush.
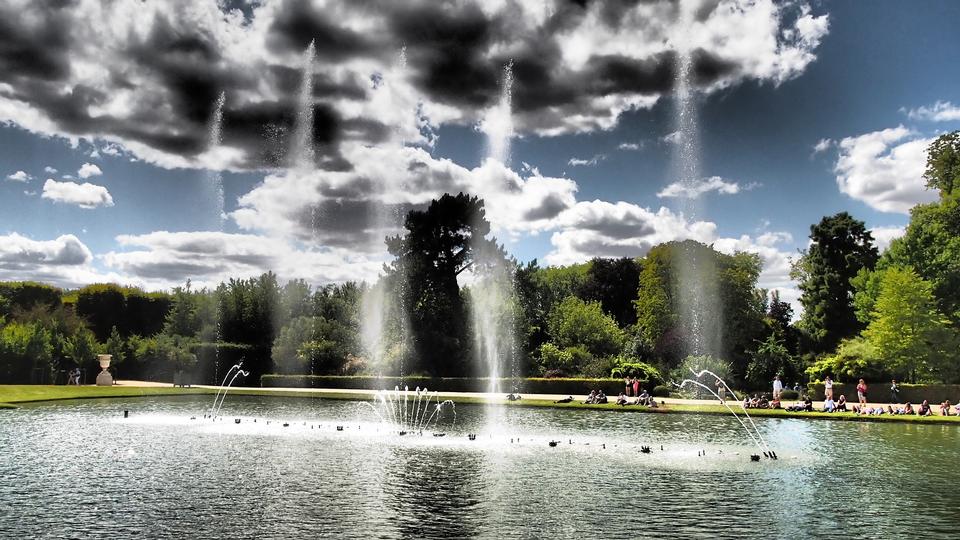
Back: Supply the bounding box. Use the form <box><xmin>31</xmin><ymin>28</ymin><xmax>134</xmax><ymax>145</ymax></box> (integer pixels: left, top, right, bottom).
<box><xmin>652</xmin><ymin>385</ymin><xmax>672</xmax><ymax>397</ymax></box>
<box><xmin>609</xmin><ymin>357</ymin><xmax>664</xmax><ymax>386</ymax></box>
<box><xmin>779</xmin><ymin>389</ymin><xmax>800</xmax><ymax>400</ymax></box>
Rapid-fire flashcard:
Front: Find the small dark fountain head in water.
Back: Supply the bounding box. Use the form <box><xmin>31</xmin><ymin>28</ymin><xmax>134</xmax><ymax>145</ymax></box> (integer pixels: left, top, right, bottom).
<box><xmin>750</xmin><ymin>454</ymin><xmax>761</xmax><ymax>462</ymax></box>
<box><xmin>468</xmin><ymin>434</ymin><xmax>477</xmax><ymax>441</ymax></box>
<box><xmin>640</xmin><ymin>446</ymin><xmax>652</xmax><ymax>454</ymax></box>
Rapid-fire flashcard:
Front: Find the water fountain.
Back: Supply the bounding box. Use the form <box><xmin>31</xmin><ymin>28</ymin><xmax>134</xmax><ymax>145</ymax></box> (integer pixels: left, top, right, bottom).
<box><xmin>671</xmin><ymin>0</ymin><xmax>721</xmax><ymax>360</ymax></box>
<box><xmin>361</xmin><ymin>48</ymin><xmax>411</xmax><ymax>380</ymax></box>
<box><xmin>363</xmin><ymin>386</ymin><xmax>456</xmax><ymax>435</ymax></box>
<box><xmin>210</xmin><ymin>366</ymin><xmax>249</xmax><ymax>420</ymax></box>
<box><xmin>470</xmin><ymin>61</ymin><xmax>518</xmax><ymax>397</ymax></box>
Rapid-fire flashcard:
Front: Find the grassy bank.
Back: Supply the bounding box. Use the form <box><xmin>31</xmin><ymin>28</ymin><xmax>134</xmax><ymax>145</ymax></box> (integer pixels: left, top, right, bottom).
<box><xmin>0</xmin><ymin>385</ymin><xmax>212</xmax><ymax>405</ymax></box>
<box><xmin>227</xmin><ymin>388</ymin><xmax>960</xmax><ymax>426</ymax></box>
<box><xmin>3</xmin><ymin>385</ymin><xmax>960</xmax><ymax>426</ymax></box>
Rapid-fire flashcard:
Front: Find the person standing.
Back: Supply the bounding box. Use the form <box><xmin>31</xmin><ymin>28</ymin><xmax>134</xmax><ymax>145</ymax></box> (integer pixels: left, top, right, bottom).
<box><xmin>890</xmin><ymin>379</ymin><xmax>900</xmax><ymax>403</ymax></box>
<box><xmin>824</xmin><ymin>376</ymin><xmax>834</xmax><ymax>401</ymax></box>
<box><xmin>772</xmin><ymin>375</ymin><xmax>783</xmax><ymax>400</ymax></box>
<box><xmin>856</xmin><ymin>379</ymin><xmax>868</xmax><ymax>406</ymax></box>
<box><xmin>716</xmin><ymin>378</ymin><xmax>726</xmax><ymax>403</ymax></box>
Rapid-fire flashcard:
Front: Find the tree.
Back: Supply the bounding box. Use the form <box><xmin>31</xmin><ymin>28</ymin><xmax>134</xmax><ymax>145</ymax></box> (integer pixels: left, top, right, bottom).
<box><xmin>104</xmin><ymin>326</ymin><xmax>126</xmax><ymax>366</ymax></box>
<box><xmin>580</xmin><ymin>257</ymin><xmax>640</xmax><ymax>327</ymax></box>
<box><xmin>634</xmin><ymin>241</ymin><xmax>766</xmax><ymax>378</ymax></box>
<box><xmin>792</xmin><ymin>212</ymin><xmax>878</xmax><ymax>353</ymax></box>
<box><xmin>878</xmin><ymin>192</ymin><xmax>960</xmax><ymax>325</ymax></box>
<box><xmin>385</xmin><ymin>193</ymin><xmax>497</xmax><ymax>376</ymax></box>
<box><xmin>745</xmin><ymin>333</ymin><xmax>797</xmax><ymax>389</ymax></box>
<box><xmin>924</xmin><ymin>131</ymin><xmax>960</xmax><ymax>197</ymax></box>
<box><xmin>862</xmin><ymin>266</ymin><xmax>958</xmax><ymax>382</ymax></box>
<box><xmin>547</xmin><ymin>296</ymin><xmax>624</xmax><ymax>358</ymax></box>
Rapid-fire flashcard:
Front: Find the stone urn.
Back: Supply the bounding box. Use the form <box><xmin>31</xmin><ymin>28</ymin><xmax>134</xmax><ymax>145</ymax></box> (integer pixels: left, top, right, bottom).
<box><xmin>96</xmin><ymin>354</ymin><xmax>114</xmax><ymax>386</ymax></box>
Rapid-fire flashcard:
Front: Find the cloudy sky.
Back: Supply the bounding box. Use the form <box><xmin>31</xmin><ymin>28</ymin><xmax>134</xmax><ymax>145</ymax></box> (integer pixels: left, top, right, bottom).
<box><xmin>1</xmin><ymin>0</ymin><xmax>959</xmax><ymax>313</ymax></box>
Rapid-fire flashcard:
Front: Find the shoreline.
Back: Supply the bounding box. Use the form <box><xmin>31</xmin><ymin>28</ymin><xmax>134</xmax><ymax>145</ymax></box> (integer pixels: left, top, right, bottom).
<box><xmin>2</xmin><ymin>383</ymin><xmax>959</xmax><ymax>426</ymax></box>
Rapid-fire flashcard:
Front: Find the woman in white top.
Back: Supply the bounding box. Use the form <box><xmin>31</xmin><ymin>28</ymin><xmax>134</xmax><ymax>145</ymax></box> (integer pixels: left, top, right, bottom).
<box><xmin>824</xmin><ymin>376</ymin><xmax>834</xmax><ymax>400</ymax></box>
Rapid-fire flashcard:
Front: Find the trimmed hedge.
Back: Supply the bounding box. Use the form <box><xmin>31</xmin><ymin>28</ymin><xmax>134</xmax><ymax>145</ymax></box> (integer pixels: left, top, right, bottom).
<box><xmin>259</xmin><ymin>375</ymin><xmax>652</xmax><ymax>396</ymax></box>
<box><xmin>779</xmin><ymin>389</ymin><xmax>800</xmax><ymax>400</ymax></box>
<box><xmin>807</xmin><ymin>382</ymin><xmax>960</xmax><ymax>404</ymax></box>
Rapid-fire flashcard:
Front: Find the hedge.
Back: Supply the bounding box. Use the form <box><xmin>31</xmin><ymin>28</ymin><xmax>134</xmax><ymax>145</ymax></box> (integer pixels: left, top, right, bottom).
<box><xmin>807</xmin><ymin>382</ymin><xmax>960</xmax><ymax>404</ymax></box>
<box><xmin>259</xmin><ymin>375</ymin><xmax>655</xmax><ymax>396</ymax></box>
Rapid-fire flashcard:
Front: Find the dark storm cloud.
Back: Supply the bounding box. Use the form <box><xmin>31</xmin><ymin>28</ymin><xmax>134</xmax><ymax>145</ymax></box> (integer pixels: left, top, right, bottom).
<box><xmin>0</xmin><ymin>0</ymin><xmax>826</xmax><ymax>169</ymax></box>
<box><xmin>290</xmin><ymin>199</ymin><xmax>415</xmax><ymax>249</ymax></box>
<box><xmin>265</xmin><ymin>0</ymin><xmax>382</xmax><ymax>60</ymax></box>
<box><xmin>388</xmin><ymin>2</ymin><xmax>501</xmax><ymax>108</ymax></box>
<box><xmin>524</xmin><ymin>192</ymin><xmax>574</xmax><ymax>221</ymax></box>
<box><xmin>0</xmin><ymin>1</ymin><xmax>73</xmax><ymax>82</ymax></box>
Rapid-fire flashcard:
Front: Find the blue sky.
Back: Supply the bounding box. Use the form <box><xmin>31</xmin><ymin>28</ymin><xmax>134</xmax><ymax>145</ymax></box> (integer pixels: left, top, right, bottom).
<box><xmin>1</xmin><ymin>0</ymin><xmax>959</xmax><ymax>312</ymax></box>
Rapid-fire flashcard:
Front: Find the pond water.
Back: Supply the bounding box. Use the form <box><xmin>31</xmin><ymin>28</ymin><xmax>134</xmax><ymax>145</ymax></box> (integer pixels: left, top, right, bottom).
<box><xmin>1</xmin><ymin>396</ymin><xmax>957</xmax><ymax>538</ymax></box>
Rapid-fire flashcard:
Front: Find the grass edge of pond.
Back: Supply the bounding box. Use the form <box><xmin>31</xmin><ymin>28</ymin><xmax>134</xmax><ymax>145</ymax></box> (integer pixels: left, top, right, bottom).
<box><xmin>2</xmin><ymin>385</ymin><xmax>959</xmax><ymax>425</ymax></box>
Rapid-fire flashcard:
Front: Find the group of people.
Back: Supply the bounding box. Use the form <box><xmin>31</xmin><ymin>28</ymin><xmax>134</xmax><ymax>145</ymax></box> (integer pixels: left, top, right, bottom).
<box><xmin>66</xmin><ymin>367</ymin><xmax>81</xmax><ymax>385</ymax></box>
<box><xmin>780</xmin><ymin>376</ymin><xmax>960</xmax><ymax>417</ymax></box>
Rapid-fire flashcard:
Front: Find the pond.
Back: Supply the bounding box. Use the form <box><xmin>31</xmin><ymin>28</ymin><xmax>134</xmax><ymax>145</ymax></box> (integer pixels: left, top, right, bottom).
<box><xmin>1</xmin><ymin>396</ymin><xmax>957</xmax><ymax>538</ymax></box>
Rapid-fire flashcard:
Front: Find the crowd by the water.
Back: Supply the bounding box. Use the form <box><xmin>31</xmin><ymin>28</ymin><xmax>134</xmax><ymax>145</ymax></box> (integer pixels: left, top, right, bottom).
<box><xmin>742</xmin><ymin>376</ymin><xmax>960</xmax><ymax>417</ymax></box>
<box><xmin>545</xmin><ymin>375</ymin><xmax>959</xmax><ymax>418</ymax></box>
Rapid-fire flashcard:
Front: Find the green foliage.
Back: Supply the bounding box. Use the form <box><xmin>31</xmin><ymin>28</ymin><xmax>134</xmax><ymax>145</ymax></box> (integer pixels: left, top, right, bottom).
<box><xmin>651</xmin><ymin>385</ymin><xmax>672</xmax><ymax>398</ymax></box>
<box><xmin>862</xmin><ymin>266</ymin><xmax>958</xmax><ymax>382</ymax></box>
<box><xmin>580</xmin><ymin>257</ymin><xmax>640</xmax><ymax>327</ymax></box>
<box><xmin>779</xmin><ymin>389</ymin><xmax>800</xmax><ymax>400</ymax></box>
<box><xmin>609</xmin><ymin>358</ymin><xmax>663</xmax><ymax>386</ymax></box>
<box><xmin>805</xmin><ymin>337</ymin><xmax>883</xmax><ymax>382</ymax></box>
<box><xmin>0</xmin><ymin>282</ymin><xmax>62</xmax><ymax>315</ymax></box>
<box><xmin>634</xmin><ymin>241</ymin><xmax>766</xmax><ymax>377</ymax></box>
<box><xmin>924</xmin><ymin>130</ymin><xmax>960</xmax><ymax>197</ymax></box>
<box><xmin>745</xmin><ymin>333</ymin><xmax>797</xmax><ymax>389</ymax></box>
<box><xmin>76</xmin><ymin>283</ymin><xmax>171</xmax><ymax>340</ymax></box>
<box><xmin>103</xmin><ymin>326</ymin><xmax>125</xmax><ymax>366</ymax></box>
<box><xmin>879</xmin><ymin>191</ymin><xmax>960</xmax><ymax>325</ymax></box>
<box><xmin>385</xmin><ymin>193</ymin><xmax>499</xmax><ymax>376</ymax></box>
<box><xmin>793</xmin><ymin>212</ymin><xmax>878</xmax><ymax>353</ymax></box>
<box><xmin>0</xmin><ymin>321</ymin><xmax>53</xmax><ymax>382</ymax></box>
<box><xmin>547</xmin><ymin>296</ymin><xmax>624</xmax><ymax>358</ymax></box>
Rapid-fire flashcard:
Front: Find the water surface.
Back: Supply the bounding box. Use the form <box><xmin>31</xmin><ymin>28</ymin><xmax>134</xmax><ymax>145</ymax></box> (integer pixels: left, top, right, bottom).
<box><xmin>1</xmin><ymin>396</ymin><xmax>956</xmax><ymax>538</ymax></box>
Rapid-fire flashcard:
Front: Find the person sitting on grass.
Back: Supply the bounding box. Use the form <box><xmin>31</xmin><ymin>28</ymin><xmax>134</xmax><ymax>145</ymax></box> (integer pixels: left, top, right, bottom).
<box><xmin>758</xmin><ymin>395</ymin><xmax>770</xmax><ymax>409</ymax></box>
<box><xmin>596</xmin><ymin>391</ymin><xmax>608</xmax><ymax>404</ymax></box>
<box><xmin>823</xmin><ymin>396</ymin><xmax>836</xmax><ymax>412</ymax></box>
<box><xmin>742</xmin><ymin>395</ymin><xmax>751</xmax><ymax>409</ymax></box>
<box><xmin>635</xmin><ymin>389</ymin><xmax>652</xmax><ymax>406</ymax></box>
<box><xmin>918</xmin><ymin>400</ymin><xmax>933</xmax><ymax>416</ymax></box>
<box><xmin>583</xmin><ymin>390</ymin><xmax>597</xmax><ymax>404</ymax></box>
<box><xmin>835</xmin><ymin>394</ymin><xmax>848</xmax><ymax>412</ymax></box>
<box><xmin>902</xmin><ymin>402</ymin><xmax>915</xmax><ymax>415</ymax></box>
<box><xmin>616</xmin><ymin>393</ymin><xmax>629</xmax><ymax>406</ymax></box>
<box><xmin>955</xmin><ymin>403</ymin><xmax>960</xmax><ymax>416</ymax></box>
<box><xmin>939</xmin><ymin>400</ymin><xmax>953</xmax><ymax>416</ymax></box>
<box><xmin>768</xmin><ymin>396</ymin><xmax>781</xmax><ymax>409</ymax></box>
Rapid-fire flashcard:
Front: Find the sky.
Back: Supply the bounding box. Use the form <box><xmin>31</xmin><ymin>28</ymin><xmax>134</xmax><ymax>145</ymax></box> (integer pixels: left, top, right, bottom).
<box><xmin>1</xmin><ymin>0</ymin><xmax>959</xmax><ymax>315</ymax></box>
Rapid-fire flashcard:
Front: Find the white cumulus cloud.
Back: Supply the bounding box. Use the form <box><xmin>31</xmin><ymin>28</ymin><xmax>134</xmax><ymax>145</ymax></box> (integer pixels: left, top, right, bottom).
<box><xmin>834</xmin><ymin>125</ymin><xmax>937</xmax><ymax>214</ymax></box>
<box><xmin>906</xmin><ymin>101</ymin><xmax>960</xmax><ymax>122</ymax></box>
<box><xmin>657</xmin><ymin>176</ymin><xmax>751</xmax><ymax>198</ymax></box>
<box><xmin>41</xmin><ymin>179</ymin><xmax>114</xmax><ymax>209</ymax></box>
<box><xmin>77</xmin><ymin>162</ymin><xmax>102</xmax><ymax>178</ymax></box>
<box><xmin>5</xmin><ymin>170</ymin><xmax>31</xmax><ymax>182</ymax></box>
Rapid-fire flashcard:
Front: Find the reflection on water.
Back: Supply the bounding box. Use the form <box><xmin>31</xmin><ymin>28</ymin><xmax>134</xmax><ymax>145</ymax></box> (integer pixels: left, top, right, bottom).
<box><xmin>1</xmin><ymin>396</ymin><xmax>958</xmax><ymax>538</ymax></box>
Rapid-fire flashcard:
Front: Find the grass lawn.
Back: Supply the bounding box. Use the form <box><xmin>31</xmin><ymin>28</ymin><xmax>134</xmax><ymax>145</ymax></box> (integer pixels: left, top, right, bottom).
<box><xmin>3</xmin><ymin>385</ymin><xmax>959</xmax><ymax>425</ymax></box>
<box><xmin>0</xmin><ymin>385</ymin><xmax>213</xmax><ymax>405</ymax></box>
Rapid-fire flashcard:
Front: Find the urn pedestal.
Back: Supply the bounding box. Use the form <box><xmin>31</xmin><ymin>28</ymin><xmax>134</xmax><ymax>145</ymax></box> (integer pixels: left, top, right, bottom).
<box><xmin>96</xmin><ymin>354</ymin><xmax>113</xmax><ymax>386</ymax></box>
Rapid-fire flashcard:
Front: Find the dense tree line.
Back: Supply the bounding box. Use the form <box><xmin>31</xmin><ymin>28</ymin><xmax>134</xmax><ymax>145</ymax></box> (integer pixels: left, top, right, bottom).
<box><xmin>3</xmin><ymin>133</ymin><xmax>957</xmax><ymax>388</ymax></box>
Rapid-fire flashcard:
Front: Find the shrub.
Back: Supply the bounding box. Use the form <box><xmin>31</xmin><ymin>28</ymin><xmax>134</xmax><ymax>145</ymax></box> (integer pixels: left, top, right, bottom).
<box><xmin>779</xmin><ymin>389</ymin><xmax>800</xmax><ymax>400</ymax></box>
<box><xmin>652</xmin><ymin>385</ymin><xmax>672</xmax><ymax>397</ymax></box>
